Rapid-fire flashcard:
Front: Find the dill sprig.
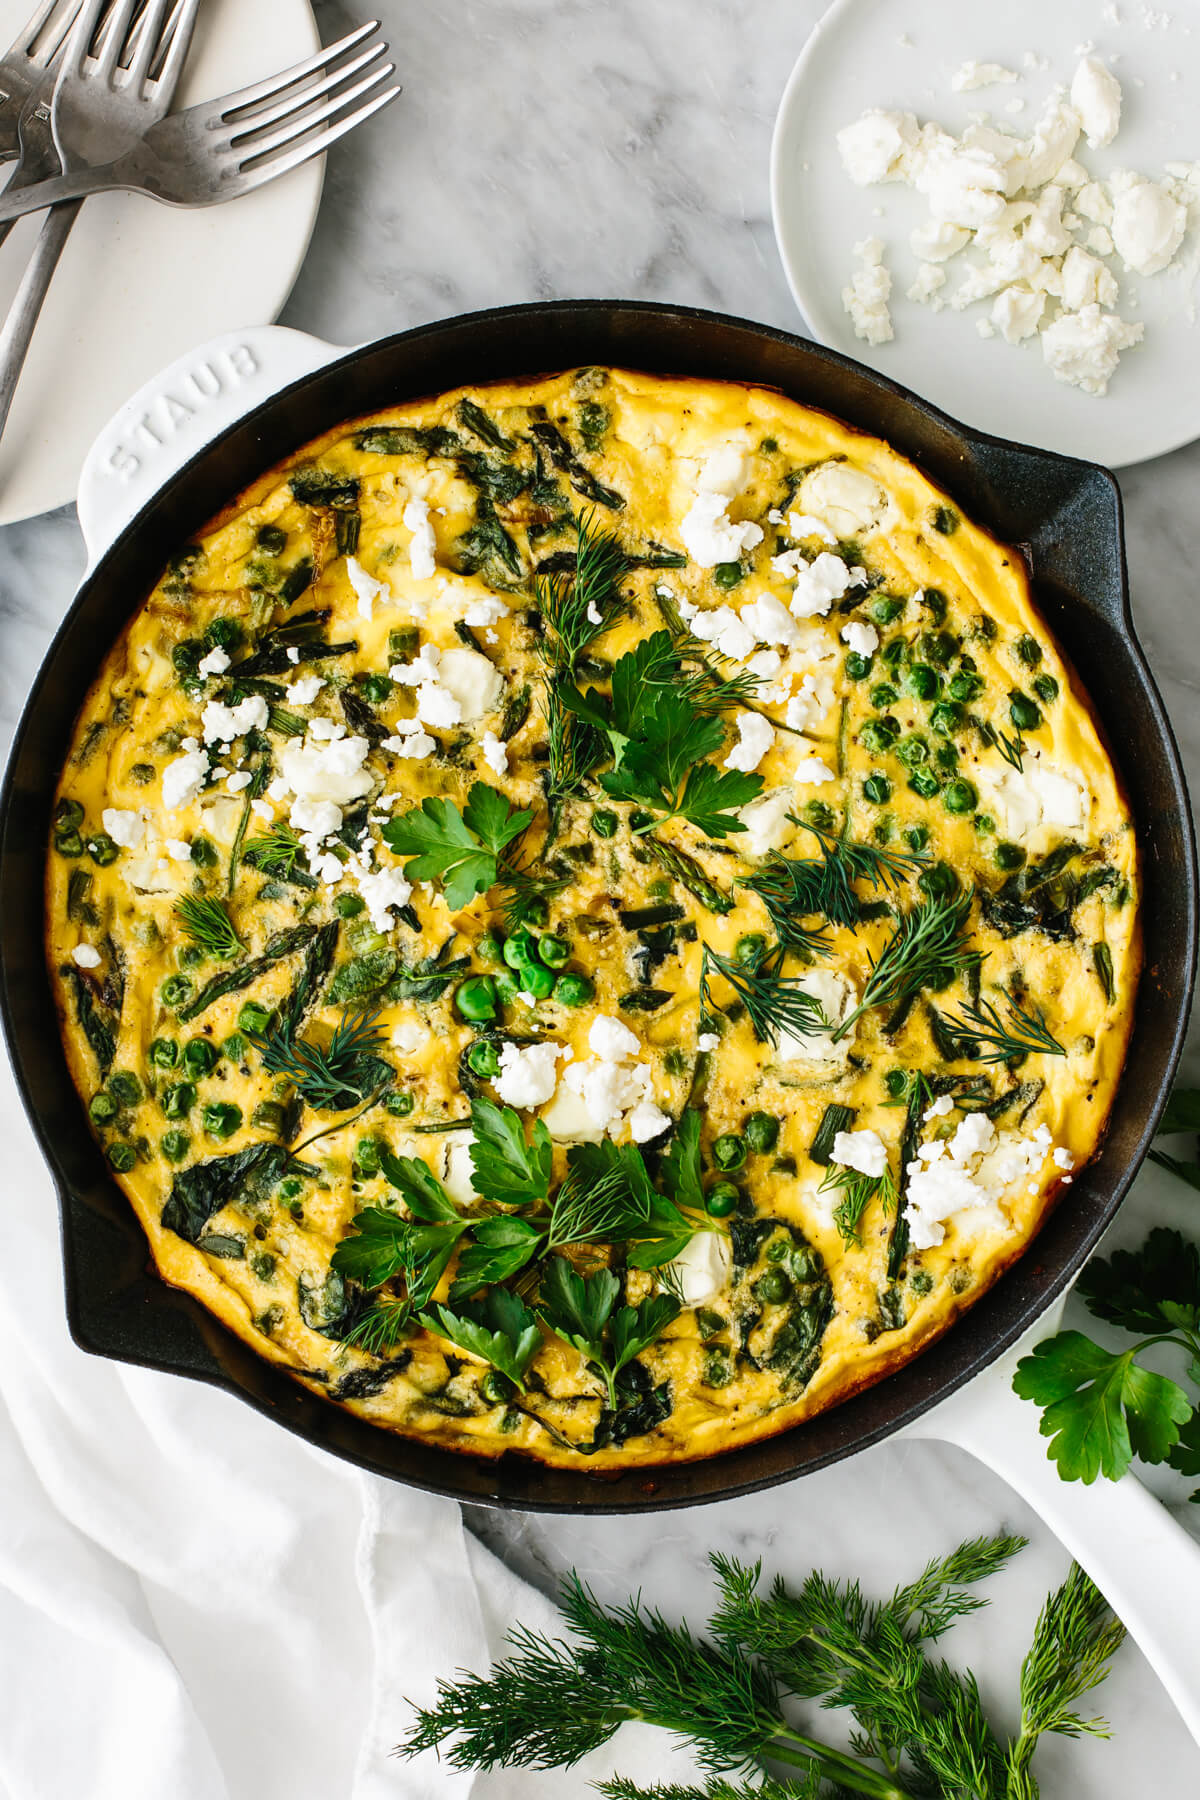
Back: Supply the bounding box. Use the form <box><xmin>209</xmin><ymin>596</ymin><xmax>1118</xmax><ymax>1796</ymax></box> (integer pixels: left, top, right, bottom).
<box><xmin>400</xmin><ymin>1533</ymin><xmax>1124</xmax><ymax>1800</ymax></box>
<box><xmin>835</xmin><ymin>890</ymin><xmax>983</xmax><ymax>1039</ymax></box>
<box><xmin>821</xmin><ymin>1159</ymin><xmax>898</xmax><ymax>1245</ymax></box>
<box><xmin>980</xmin><ymin>719</ymin><xmax>1026</xmax><ymax>770</ymax></box>
<box><xmin>174</xmin><ymin>894</ymin><xmax>242</xmax><ymax>959</ymax></box>
<box><xmin>737</xmin><ymin>856</ymin><xmax>834</xmax><ymax>957</ymax></box>
<box><xmin>338</xmin><ymin>1294</ymin><xmax>412</xmax><ymax>1359</ymax></box>
<box><xmin>700</xmin><ymin>941</ymin><xmax>832</xmax><ymax>1048</ymax></box>
<box><xmin>944</xmin><ymin>993</ymin><xmax>1068</xmax><ymax>1064</ymax></box>
<box><xmin>249</xmin><ymin>1005</ymin><xmax>391</xmax><ymax>1111</ymax></box>
<box><xmin>739</xmin><ymin>824</ymin><xmax>924</xmax><ymax>949</ymax></box>
<box><xmin>541</xmin><ymin>675</ymin><xmax>604</xmax><ymax>797</ymax></box>
<box><xmin>242</xmin><ymin>824</ymin><xmax>305</xmax><ymax>877</ymax></box>
<box><xmin>536</xmin><ymin>510</ymin><xmax>629</xmax><ymax>668</ymax></box>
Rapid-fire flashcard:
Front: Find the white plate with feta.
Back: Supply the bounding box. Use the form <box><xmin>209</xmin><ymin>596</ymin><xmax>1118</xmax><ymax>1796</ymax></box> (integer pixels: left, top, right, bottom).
<box><xmin>771</xmin><ymin>0</ymin><xmax>1200</xmax><ymax>466</ymax></box>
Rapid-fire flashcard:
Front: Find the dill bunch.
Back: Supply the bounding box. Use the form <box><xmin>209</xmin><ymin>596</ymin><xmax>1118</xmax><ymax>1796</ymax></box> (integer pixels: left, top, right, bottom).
<box><xmin>943</xmin><ymin>993</ymin><xmax>1067</xmax><ymax>1064</ymax></box>
<box><xmin>174</xmin><ymin>895</ymin><xmax>242</xmax><ymax>960</ymax></box>
<box><xmin>836</xmin><ymin>890</ymin><xmax>982</xmax><ymax>1039</ymax></box>
<box><xmin>700</xmin><ymin>941</ymin><xmax>832</xmax><ymax>1048</ymax></box>
<box><xmin>249</xmin><ymin>1005</ymin><xmax>392</xmax><ymax>1111</ymax></box>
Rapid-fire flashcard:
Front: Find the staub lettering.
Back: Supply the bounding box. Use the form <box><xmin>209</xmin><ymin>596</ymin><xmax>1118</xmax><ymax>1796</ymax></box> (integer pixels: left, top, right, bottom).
<box><xmin>101</xmin><ymin>344</ymin><xmax>261</xmax><ymax>482</ymax></box>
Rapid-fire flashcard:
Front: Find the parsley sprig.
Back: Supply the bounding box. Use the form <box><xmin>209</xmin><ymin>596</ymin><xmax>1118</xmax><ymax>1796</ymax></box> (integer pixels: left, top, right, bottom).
<box><xmin>401</xmin><ymin>1533</ymin><xmax>1126</xmax><ymax>1800</ymax></box>
<box><xmin>382</xmin><ymin>780</ymin><xmax>533</xmax><ymax>912</ymax></box>
<box><xmin>537</xmin><ymin>1257</ymin><xmax>680</xmax><ymax>1410</ymax></box>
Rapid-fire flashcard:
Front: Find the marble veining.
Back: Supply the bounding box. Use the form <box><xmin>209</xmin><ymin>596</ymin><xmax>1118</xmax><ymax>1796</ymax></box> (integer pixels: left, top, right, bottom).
<box><xmin>1</xmin><ymin>0</ymin><xmax>1198</xmax><ymax>1788</ymax></box>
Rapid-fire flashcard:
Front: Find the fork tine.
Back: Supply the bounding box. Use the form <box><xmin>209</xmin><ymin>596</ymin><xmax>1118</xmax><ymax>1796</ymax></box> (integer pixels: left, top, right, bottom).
<box><xmin>216</xmin><ymin>20</ymin><xmax>381</xmax><ymax>121</ymax></box>
<box><xmin>61</xmin><ymin>0</ymin><xmax>106</xmax><ymax>74</ymax></box>
<box><xmin>233</xmin><ymin>62</ymin><xmax>395</xmax><ymax>163</ymax></box>
<box><xmin>226</xmin><ymin>41</ymin><xmax>387</xmax><ymax>139</ymax></box>
<box><xmin>237</xmin><ymin>77</ymin><xmax>400</xmax><ymax>180</ymax></box>
<box><xmin>147</xmin><ymin>0</ymin><xmax>199</xmax><ymax>92</ymax></box>
<box><xmin>17</xmin><ymin>0</ymin><xmax>75</xmax><ymax>56</ymax></box>
<box><xmin>124</xmin><ymin>0</ymin><xmax>170</xmax><ymax>80</ymax></box>
<box><xmin>91</xmin><ymin>0</ymin><xmax>138</xmax><ymax>72</ymax></box>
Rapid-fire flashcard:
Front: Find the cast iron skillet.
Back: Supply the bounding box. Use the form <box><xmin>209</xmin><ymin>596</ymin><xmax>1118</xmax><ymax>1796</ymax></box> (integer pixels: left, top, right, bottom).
<box><xmin>2</xmin><ymin>301</ymin><xmax>1194</xmax><ymax>1512</ymax></box>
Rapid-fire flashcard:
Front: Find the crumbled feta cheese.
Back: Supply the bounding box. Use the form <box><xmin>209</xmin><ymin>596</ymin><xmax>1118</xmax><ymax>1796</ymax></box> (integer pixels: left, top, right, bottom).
<box><xmin>1053</xmin><ymin>1146</ymin><xmax>1076</xmax><ymax>1171</ymax></box>
<box><xmin>697</xmin><ymin>1032</ymin><xmax>720</xmax><ymax>1053</ymax></box>
<box><xmin>1060</xmin><ymin>245</ymin><xmax>1119</xmax><ymax>310</ymax></box>
<box><xmin>784</xmin><ymin>670</ymin><xmax>836</xmax><ymax>733</ymax></box>
<box><xmin>737</xmin><ymin>786</ymin><xmax>793</xmax><ymax>856</ymax></box>
<box><xmin>589</xmin><ymin>1015</ymin><xmax>641</xmax><ymax>1062</ymax></box>
<box><xmin>101</xmin><ymin>808</ymin><xmax>145</xmax><ymax>849</ymax></box>
<box><xmin>910</xmin><ymin>219</ymin><xmax>971</xmax><ymax>262</ymax></box>
<box><xmin>404</xmin><ymin>496</ymin><xmax>438</xmax><ymax>580</ymax></box>
<box><xmin>197</xmin><ymin>645</ymin><xmax>230</xmax><ymax>677</ymax></box>
<box><xmin>663</xmin><ymin>1233</ymin><xmax>733</xmax><ymax>1305</ymax></box>
<box><xmin>250</xmin><ymin>799</ymin><xmax>273</xmax><ymax>822</ymax></box>
<box><xmin>628</xmin><ymin>1099</ymin><xmax>671</xmax><ymax>1143</ymax></box>
<box><xmin>382</xmin><ymin>728</ymin><xmax>437</xmax><ymax>760</ymax></box>
<box><xmin>1076</xmin><ymin>180</ymin><xmax>1113</xmax><ymax>225</ymax></box>
<box><xmin>226</xmin><ymin>770</ymin><xmax>253</xmax><ymax>794</ymax></box>
<box><xmin>840</xmin><ymin>620</ymin><xmax>879</xmax><ymax>657</ymax></box>
<box><xmin>950</xmin><ymin>1113</ymin><xmax>996</xmax><ymax>1162</ymax></box>
<box><xmin>436</xmin><ymin>646</ymin><xmax>504</xmax><ymax>722</ymax></box>
<box><xmin>837</xmin><ymin>109</ymin><xmax>920</xmax><ymax>185</ymax></box>
<box><xmin>831</xmin><ymin>1128</ymin><xmax>888</xmax><ymax>1177</ymax></box>
<box><xmin>1041</xmin><ymin>304</ymin><xmax>1144</xmax><ymax>394</ymax></box>
<box><xmin>1070</xmin><ymin>56</ymin><xmax>1122</xmax><ymax>148</ymax></box>
<box><xmin>797</xmin><ymin>464</ymin><xmax>893</xmax><ymax>538</ymax></box>
<box><xmin>952</xmin><ymin>61</ymin><xmax>1018</xmax><ymax>92</ymax></box>
<box><xmin>923</xmin><ymin>1092</ymin><xmax>955</xmax><ymax>1121</ymax></box>
<box><xmin>278</xmin><ymin>733</ymin><xmax>373</xmax><ymax>810</ymax></box>
<box><xmin>416</xmin><ymin>679</ymin><xmax>462</xmax><ymax>729</ymax></box>
<box><xmin>906</xmin><ymin>1157</ymin><xmax>991</xmax><ymax>1250</ymax></box>
<box><xmin>908</xmin><ymin>261</ymin><xmax>948</xmax><ymax>307</ymax></box>
<box><xmin>164</xmin><ymin>838</ymin><xmax>192</xmax><ymax>861</ymax></box>
<box><xmin>356</xmin><ymin>865</ymin><xmax>414</xmax><ymax>931</ymax></box>
<box><xmin>690</xmin><ymin>604</ymin><xmax>758</xmax><ymax>661</ymax></box>
<box><xmin>1086</xmin><ymin>225</ymin><xmax>1114</xmax><ymax>256</ymax></box>
<box><xmin>285</xmin><ymin>673</ymin><xmax>325</xmax><ymax>706</ymax></box>
<box><xmin>463</xmin><ymin>593</ymin><xmax>509</xmax><ymax>628</ymax></box>
<box><xmin>493</xmin><ymin>1041</ymin><xmax>566</xmax><ymax>1109</ymax></box>
<box><xmin>201</xmin><ymin>695</ymin><xmax>269</xmax><ymax>746</ymax></box>
<box><xmin>793</xmin><ymin>754</ymin><xmax>836</xmax><ymax>785</ymax></box>
<box><xmin>70</xmin><ymin>943</ymin><xmax>102</xmax><ymax>969</ymax></box>
<box><xmin>172</xmin><ymin>756</ymin><xmax>217</xmax><ymax>817</ymax></box>
<box><xmin>696</xmin><ymin>440</ymin><xmax>753</xmax><ymax>496</ymax></box>
<box><xmin>291</xmin><ymin>796</ymin><xmax>343</xmax><ymax>840</ymax></box>
<box><xmin>784</xmin><ymin>552</ymin><xmax>863</xmax><ymax>620</ymax></box>
<box><xmin>391</xmin><ymin>1019</ymin><xmax>424</xmax><ymax>1055</ymax></box>
<box><xmin>842</xmin><ymin>236</ymin><xmax>893</xmax><ymax>344</ymax></box>
<box><xmin>308</xmin><ymin>717</ymin><xmax>346</xmax><ymax>743</ymax></box>
<box><xmin>679</xmin><ymin>491</ymin><xmax>764</xmax><ymax>568</ymax></box>
<box><xmin>991</xmin><ymin>284</ymin><xmax>1046</xmax><ymax>342</ymax></box>
<box><xmin>346</xmin><ymin>556</ymin><xmax>388</xmax><ymax>620</ymax></box>
<box><xmin>913</xmin><ymin>133</ymin><xmax>1008</xmax><ymax>228</ymax></box>
<box><xmin>480</xmin><ymin>730</ymin><xmax>508</xmax><ymax>777</ymax></box>
<box><xmin>390</xmin><ymin>644</ymin><xmax>442</xmax><ymax>686</ymax></box>
<box><xmin>724</xmin><ymin>711</ymin><xmax>774</xmax><ymax>774</ymax></box>
<box><xmin>1109</xmin><ymin>171</ymin><xmax>1186</xmax><ymax>274</ymax></box>
<box><xmin>286</xmin><ymin>647</ymin><xmax>301</xmax><ymax>665</ymax></box>
<box><xmin>739</xmin><ymin>591</ymin><xmax>802</xmax><ymax>650</ymax></box>
<box><xmin>976</xmin><ymin>750</ymin><xmax>1090</xmax><ymax>841</ymax></box>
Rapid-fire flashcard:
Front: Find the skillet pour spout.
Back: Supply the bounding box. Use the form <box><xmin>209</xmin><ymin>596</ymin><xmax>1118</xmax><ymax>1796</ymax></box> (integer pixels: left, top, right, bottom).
<box><xmin>1</xmin><ymin>301</ymin><xmax>1194</xmax><ymax>1511</ymax></box>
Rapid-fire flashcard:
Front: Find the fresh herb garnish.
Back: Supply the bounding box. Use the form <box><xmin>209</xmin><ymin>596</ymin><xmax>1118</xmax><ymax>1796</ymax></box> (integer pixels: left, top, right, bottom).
<box><xmin>337</xmin><ymin>1294</ymin><xmax>413</xmax><ymax>1359</ymax></box>
<box><xmin>421</xmin><ymin>1288</ymin><xmax>542</xmax><ymax>1389</ymax></box>
<box><xmin>821</xmin><ymin>1157</ymin><xmax>897</xmax><ymax>1245</ymax></box>
<box><xmin>250</xmin><ymin>1005</ymin><xmax>392</xmax><ymax>1111</ymax></box>
<box><xmin>174</xmin><ymin>895</ymin><xmax>242</xmax><ymax>960</ymax></box>
<box><xmin>943</xmin><ymin>992</ymin><xmax>1067</xmax><ymax>1063</ymax></box>
<box><xmin>835</xmin><ymin>890</ymin><xmax>982</xmax><ymax>1039</ymax></box>
<box><xmin>382</xmin><ymin>781</ymin><xmax>533</xmax><ymax>911</ymax></box>
<box><xmin>401</xmin><ymin>1534</ymin><xmax>1125</xmax><ymax>1800</ymax></box>
<box><xmin>537</xmin><ymin>1257</ymin><xmax>680</xmax><ymax>1410</ymax></box>
<box><xmin>700</xmin><ymin>941</ymin><xmax>832</xmax><ymax>1048</ymax></box>
<box><xmin>548</xmin><ymin>1124</ymin><xmax>714</xmax><ymax>1267</ymax></box>
<box><xmin>469</xmin><ymin>1096</ymin><xmax>554</xmax><ymax>1209</ymax></box>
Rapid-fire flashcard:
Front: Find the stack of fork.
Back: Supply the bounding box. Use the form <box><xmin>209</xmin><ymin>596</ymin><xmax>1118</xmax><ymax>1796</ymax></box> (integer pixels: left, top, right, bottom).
<box><xmin>0</xmin><ymin>0</ymin><xmax>398</xmax><ymax>445</ymax></box>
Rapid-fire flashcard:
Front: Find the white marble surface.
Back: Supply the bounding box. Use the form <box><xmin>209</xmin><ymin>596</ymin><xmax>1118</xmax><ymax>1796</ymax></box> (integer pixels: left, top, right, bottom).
<box><xmin>2</xmin><ymin>0</ymin><xmax>1200</xmax><ymax>1790</ymax></box>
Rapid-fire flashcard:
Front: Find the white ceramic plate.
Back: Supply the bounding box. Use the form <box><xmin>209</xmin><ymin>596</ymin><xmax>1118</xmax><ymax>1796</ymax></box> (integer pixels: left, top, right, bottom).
<box><xmin>771</xmin><ymin>0</ymin><xmax>1200</xmax><ymax>467</ymax></box>
<box><xmin>0</xmin><ymin>0</ymin><xmax>323</xmax><ymax>525</ymax></box>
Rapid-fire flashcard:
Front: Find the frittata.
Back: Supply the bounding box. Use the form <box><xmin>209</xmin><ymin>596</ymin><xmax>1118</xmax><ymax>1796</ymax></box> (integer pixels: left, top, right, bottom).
<box><xmin>45</xmin><ymin>368</ymin><xmax>1139</xmax><ymax>1468</ymax></box>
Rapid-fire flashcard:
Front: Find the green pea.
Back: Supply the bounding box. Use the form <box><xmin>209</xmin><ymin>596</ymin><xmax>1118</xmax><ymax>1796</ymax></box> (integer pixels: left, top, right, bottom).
<box><xmin>918</xmin><ymin>861</ymin><xmax>959</xmax><ymax>900</ymax></box>
<box><xmin>360</xmin><ymin>672</ymin><xmax>394</xmax><ymax>704</ymax></box>
<box><xmin>503</xmin><ymin>928</ymin><xmax>540</xmax><ymax>970</ymax></box>
<box><xmin>871</xmin><ymin>595</ymin><xmax>905</xmax><ymax>625</ymax></box>
<box><xmin>256</xmin><ymin>523</ymin><xmax>287</xmax><ymax>554</ymax></box>
<box><xmin>354</xmin><ymin>1136</ymin><xmax>383</xmax><ymax>1177</ymax></box>
<box><xmin>223</xmin><ymin>1033</ymin><xmax>248</xmax><ymax>1063</ymax></box>
<box><xmin>713</xmin><ymin>1134</ymin><xmax>747</xmax><ymax>1173</ymax></box>
<box><xmin>908</xmin><ymin>771</ymin><xmax>941</xmax><ymax>799</ymax></box>
<box><xmin>538</xmin><ymin>936</ymin><xmax>571</xmax><ymax>969</ymax></box>
<box><xmin>920</xmin><ymin>587</ymin><xmax>949</xmax><ymax>623</ymax></box>
<box><xmin>705</xmin><ymin>1181</ymin><xmax>739</xmax><ymax>1218</ymax></box>
<box><xmin>695</xmin><ymin>1307</ymin><xmax>726</xmax><ymax>1340</ymax></box>
<box><xmin>904</xmin><ymin>824</ymin><xmax>930</xmax><ymax>852</ymax></box>
<box><xmin>1032</xmin><ymin>673</ymin><xmax>1059</xmax><ymax>704</ymax></box>
<box><xmin>994</xmin><ymin>841</ymin><xmax>1027</xmax><ymax>872</ymax></box>
<box><xmin>928</xmin><ymin>701</ymin><xmax>963</xmax><ymax>737</ymax></box>
<box><xmin>107</xmin><ymin>1071</ymin><xmax>142</xmax><ymax>1107</ymax></box>
<box><xmin>455</xmin><ymin>975</ymin><xmax>498</xmax><ymax>1022</ymax></box>
<box><xmin>278</xmin><ymin>1176</ymin><xmax>303</xmax><ymax>1200</ymax></box>
<box><xmin>89</xmin><ymin>1092</ymin><xmax>118</xmax><ymax>1125</ymax></box>
<box><xmin>713</xmin><ymin>560</ymin><xmax>744</xmax><ymax>589</ymax></box>
<box><xmin>844</xmin><ymin>651</ymin><xmax>872</xmax><ymax>681</ymax></box>
<box><xmin>735</xmin><ymin>933</ymin><xmax>766</xmax><ymax>967</ymax></box>
<box><xmin>895</xmin><ymin>734</ymin><xmax>929</xmax><ymax>770</ymax></box>
<box><xmin>108</xmin><ymin>1143</ymin><xmax>137</xmax><ymax>1173</ymax></box>
<box><xmin>334</xmin><ymin>893</ymin><xmax>365</xmax><ymax>918</ymax></box>
<box><xmin>702</xmin><ymin>1348</ymin><xmax>735</xmax><ymax>1388</ymax></box>
<box><xmin>880</xmin><ymin>637</ymin><xmax>907</xmax><ymax>667</ymax></box>
<box><xmin>869</xmin><ymin>681</ymin><xmax>899</xmax><ymax>708</ymax></box>
<box><xmin>55</xmin><ymin>798</ymin><xmax>85</xmax><ymax>830</ymax></box>
<box><xmin>183</xmin><ymin>1038</ymin><xmax>219</xmax><ymax>1078</ymax></box>
<box><xmin>943</xmin><ymin>779</ymin><xmax>977</xmax><ymax>815</ymax></box>
<box><xmin>920</xmin><ymin>630</ymin><xmax>958</xmax><ymax>666</ymax></box>
<box><xmin>521</xmin><ymin>897</ymin><xmax>551</xmax><ymax>928</ymax></box>
<box><xmin>517</xmin><ymin>961</ymin><xmax>556</xmax><ymax>1001</ymax></box>
<box><xmin>178</xmin><ymin>945</ymin><xmax>205</xmax><ymax>969</ymax></box>
<box><xmin>934</xmin><ymin>743</ymin><xmax>958</xmax><ymax>772</ymax></box>
<box><xmin>553</xmin><ymin>972</ymin><xmax>594</xmax><ymax>1007</ymax></box>
<box><xmin>252</xmin><ymin>1101</ymin><xmax>287</xmax><ymax>1135</ymax></box>
<box><xmin>744</xmin><ymin>1111</ymin><xmax>780</xmax><ymax>1154</ymax></box>
<box><xmin>974</xmin><ymin>813</ymin><xmax>996</xmax><ymax>835</ymax></box>
<box><xmin>1015</xmin><ymin>633</ymin><xmax>1042</xmax><ymax>666</ymax></box>
<box><xmin>161</xmin><ymin>1081</ymin><xmax>196</xmax><ymax>1120</ymax></box>
<box><xmin>386</xmin><ymin>1091</ymin><xmax>415</xmax><ymax>1116</ymax></box>
<box><xmin>948</xmin><ymin>671</ymin><xmax>984</xmax><ymax>702</ymax></box>
<box><xmin>494</xmin><ymin>968</ymin><xmax>521</xmax><ymax>1005</ymax></box>
<box><xmin>238</xmin><ymin>1001</ymin><xmax>272</xmax><ymax>1034</ymax></box>
<box><xmin>54</xmin><ymin>829</ymin><xmax>84</xmax><ymax>857</ymax></box>
<box><xmin>860</xmin><ymin>717</ymin><xmax>899</xmax><ymax>753</ymax></box>
<box><xmin>753</xmin><ymin>1268</ymin><xmax>791</xmax><ymax>1304</ymax></box>
<box><xmin>203</xmin><ymin>1102</ymin><xmax>243</xmax><ymax>1140</ymax></box>
<box><xmin>884</xmin><ymin>1068</ymin><xmax>907</xmax><ymax>1098</ymax></box>
<box><xmin>591</xmin><ymin>808</ymin><xmax>618</xmax><ymax>839</ymax></box>
<box><xmin>161</xmin><ymin>1130</ymin><xmax>191</xmax><ymax>1163</ymax></box>
<box><xmin>148</xmin><ymin>1037</ymin><xmax>179</xmax><ymax>1070</ymax></box>
<box><xmin>86</xmin><ymin>833</ymin><xmax>118</xmax><ymax>867</ymax></box>
<box><xmin>1008</xmin><ymin>690</ymin><xmax>1042</xmax><ymax>732</ymax></box>
<box><xmin>863</xmin><ymin>773</ymin><xmax>891</xmax><ymax>805</ymax></box>
<box><xmin>476</xmin><ymin>932</ymin><xmax>506</xmax><ymax>966</ymax></box>
<box><xmin>467</xmin><ymin>1040</ymin><xmax>502</xmax><ymax>1078</ymax></box>
<box><xmin>906</xmin><ymin>663</ymin><xmax>941</xmax><ymax>701</ymax></box>
<box><xmin>932</xmin><ymin>505</ymin><xmax>958</xmax><ymax>535</ymax></box>
<box><xmin>481</xmin><ymin>1369</ymin><xmax>516</xmax><ymax>1404</ymax></box>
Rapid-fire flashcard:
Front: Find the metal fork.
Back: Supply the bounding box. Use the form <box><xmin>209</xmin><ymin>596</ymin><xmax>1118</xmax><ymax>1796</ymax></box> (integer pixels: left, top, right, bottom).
<box><xmin>0</xmin><ymin>0</ymin><xmax>200</xmax><ymax>440</ymax></box>
<box><xmin>0</xmin><ymin>0</ymin><xmax>84</xmax><ymax>162</ymax></box>
<box><xmin>0</xmin><ymin>19</ymin><xmax>398</xmax><ymax>224</ymax></box>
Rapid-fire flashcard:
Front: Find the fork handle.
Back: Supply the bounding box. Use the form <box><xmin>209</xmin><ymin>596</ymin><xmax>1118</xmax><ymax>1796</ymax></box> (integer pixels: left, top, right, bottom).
<box><xmin>0</xmin><ymin>164</ymin><xmax>112</xmax><ymax>222</ymax></box>
<box><xmin>0</xmin><ymin>200</ymin><xmax>83</xmax><ymax>441</ymax></box>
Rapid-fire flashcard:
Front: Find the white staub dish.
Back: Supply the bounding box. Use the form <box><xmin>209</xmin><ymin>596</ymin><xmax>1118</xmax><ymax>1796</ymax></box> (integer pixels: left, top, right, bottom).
<box><xmin>0</xmin><ymin>0</ymin><xmax>324</xmax><ymax>527</ymax></box>
<box><xmin>771</xmin><ymin>0</ymin><xmax>1200</xmax><ymax>467</ymax></box>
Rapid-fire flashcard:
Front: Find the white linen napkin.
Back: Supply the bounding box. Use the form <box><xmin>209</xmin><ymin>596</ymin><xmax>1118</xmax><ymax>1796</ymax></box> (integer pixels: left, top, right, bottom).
<box><xmin>0</xmin><ymin>1043</ymin><xmax>701</xmax><ymax>1800</ymax></box>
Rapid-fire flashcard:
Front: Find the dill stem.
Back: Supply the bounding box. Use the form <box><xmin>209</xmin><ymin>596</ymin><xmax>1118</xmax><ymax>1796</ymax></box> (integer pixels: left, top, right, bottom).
<box><xmin>768</xmin><ymin>1728</ymin><xmax>917</xmax><ymax>1799</ymax></box>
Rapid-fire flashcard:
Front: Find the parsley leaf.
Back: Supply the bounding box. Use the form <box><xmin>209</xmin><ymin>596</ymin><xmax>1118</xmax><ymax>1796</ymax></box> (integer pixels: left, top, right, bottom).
<box><xmin>330</xmin><ymin>1204</ymin><xmax>469</xmax><ymax>1304</ymax></box>
<box><xmin>1076</xmin><ymin>1226</ymin><xmax>1200</xmax><ymax>1336</ymax></box>
<box><xmin>469</xmin><ymin>1097</ymin><xmax>553</xmax><ymax>1209</ymax></box>
<box><xmin>1012</xmin><ymin>1331</ymin><xmax>1192</xmax><ymax>1483</ymax></box>
<box><xmin>449</xmin><ymin>1216</ymin><xmax>546</xmax><ymax>1299</ymax></box>
<box><xmin>421</xmin><ymin>1287</ymin><xmax>542</xmax><ymax>1389</ymax></box>
<box><xmin>382</xmin><ymin>781</ymin><xmax>532</xmax><ymax>910</ymax></box>
<box><xmin>538</xmin><ymin>1256</ymin><xmax>680</xmax><ymax>1408</ymax></box>
<box><xmin>378</xmin><ymin>1146</ymin><xmax>460</xmax><ymax>1220</ymax></box>
<box><xmin>659</xmin><ymin>1109</ymin><xmax>705</xmax><ymax>1212</ymax></box>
